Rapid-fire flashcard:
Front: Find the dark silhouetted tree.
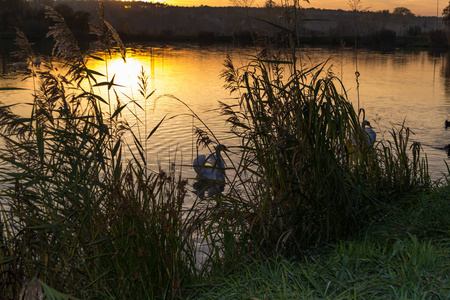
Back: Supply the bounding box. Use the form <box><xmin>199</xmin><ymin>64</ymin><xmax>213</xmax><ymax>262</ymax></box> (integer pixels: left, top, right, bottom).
<box><xmin>229</xmin><ymin>0</ymin><xmax>255</xmax><ymax>7</ymax></box>
<box><xmin>443</xmin><ymin>1</ymin><xmax>450</xmax><ymax>30</ymax></box>
<box><xmin>393</xmin><ymin>7</ymin><xmax>414</xmax><ymax>16</ymax></box>
<box><xmin>0</xmin><ymin>0</ymin><xmax>25</xmax><ymax>33</ymax></box>
<box><xmin>393</xmin><ymin>7</ymin><xmax>415</xmax><ymax>35</ymax></box>
<box><xmin>54</xmin><ymin>4</ymin><xmax>90</xmax><ymax>45</ymax></box>
<box><xmin>265</xmin><ymin>0</ymin><xmax>276</xmax><ymax>8</ymax></box>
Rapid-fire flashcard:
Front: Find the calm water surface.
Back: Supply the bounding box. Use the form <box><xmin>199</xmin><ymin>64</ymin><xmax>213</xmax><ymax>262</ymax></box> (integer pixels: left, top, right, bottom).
<box><xmin>1</xmin><ymin>45</ymin><xmax>450</xmax><ymax>184</ymax></box>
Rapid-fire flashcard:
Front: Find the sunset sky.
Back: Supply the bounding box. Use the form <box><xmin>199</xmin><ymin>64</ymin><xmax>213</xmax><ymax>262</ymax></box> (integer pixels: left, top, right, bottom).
<box><xmin>164</xmin><ymin>0</ymin><xmax>442</xmax><ymax>17</ymax></box>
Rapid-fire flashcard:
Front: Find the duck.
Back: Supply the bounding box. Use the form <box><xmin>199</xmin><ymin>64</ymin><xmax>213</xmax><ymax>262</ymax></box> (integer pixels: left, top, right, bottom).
<box><xmin>445</xmin><ymin>120</ymin><xmax>450</xmax><ymax>128</ymax></box>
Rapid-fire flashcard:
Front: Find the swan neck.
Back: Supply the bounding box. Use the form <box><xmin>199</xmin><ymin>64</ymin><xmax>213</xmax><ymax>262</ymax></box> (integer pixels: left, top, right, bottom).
<box><xmin>215</xmin><ymin>149</ymin><xmax>225</xmax><ymax>168</ymax></box>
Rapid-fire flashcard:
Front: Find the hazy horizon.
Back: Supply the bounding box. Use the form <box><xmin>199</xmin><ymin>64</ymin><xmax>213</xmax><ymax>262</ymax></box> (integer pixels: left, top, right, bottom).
<box><xmin>153</xmin><ymin>0</ymin><xmax>440</xmax><ymax>17</ymax></box>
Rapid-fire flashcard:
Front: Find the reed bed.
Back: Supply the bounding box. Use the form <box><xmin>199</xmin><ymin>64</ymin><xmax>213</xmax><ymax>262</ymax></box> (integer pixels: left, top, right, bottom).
<box><xmin>0</xmin><ymin>6</ymin><xmax>197</xmax><ymax>299</ymax></box>
<box><xmin>210</xmin><ymin>39</ymin><xmax>432</xmax><ymax>258</ymax></box>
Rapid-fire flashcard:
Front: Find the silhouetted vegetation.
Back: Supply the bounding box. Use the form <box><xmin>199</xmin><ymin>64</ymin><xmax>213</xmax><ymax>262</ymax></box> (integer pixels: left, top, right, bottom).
<box><xmin>1</xmin><ymin>6</ymin><xmax>196</xmax><ymax>298</ymax></box>
<box><xmin>1</xmin><ymin>0</ymin><xmax>442</xmax><ymax>49</ymax></box>
<box><xmin>363</xmin><ymin>29</ymin><xmax>396</xmax><ymax>50</ymax></box>
<box><xmin>429</xmin><ymin>29</ymin><xmax>448</xmax><ymax>49</ymax></box>
<box><xmin>0</xmin><ymin>2</ymin><xmax>448</xmax><ymax>299</ymax></box>
<box><xmin>0</xmin><ymin>0</ymin><xmax>90</xmax><ymax>40</ymax></box>
<box><xmin>0</xmin><ymin>0</ymin><xmax>26</xmax><ymax>35</ymax></box>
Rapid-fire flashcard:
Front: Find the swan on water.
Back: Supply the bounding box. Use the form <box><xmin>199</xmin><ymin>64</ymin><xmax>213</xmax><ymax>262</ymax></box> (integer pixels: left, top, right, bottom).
<box><xmin>362</xmin><ymin>120</ymin><xmax>376</xmax><ymax>146</ymax></box>
<box><xmin>193</xmin><ymin>144</ymin><xmax>228</xmax><ymax>182</ymax></box>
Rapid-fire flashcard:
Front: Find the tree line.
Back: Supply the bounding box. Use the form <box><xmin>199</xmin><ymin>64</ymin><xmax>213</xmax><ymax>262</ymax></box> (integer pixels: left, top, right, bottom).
<box><xmin>0</xmin><ymin>0</ymin><xmax>448</xmax><ymax>48</ymax></box>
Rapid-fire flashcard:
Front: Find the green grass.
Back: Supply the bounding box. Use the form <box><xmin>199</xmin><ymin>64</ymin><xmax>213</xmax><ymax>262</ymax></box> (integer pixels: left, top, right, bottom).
<box><xmin>186</xmin><ymin>187</ymin><xmax>450</xmax><ymax>299</ymax></box>
<box><xmin>186</xmin><ymin>238</ymin><xmax>448</xmax><ymax>299</ymax></box>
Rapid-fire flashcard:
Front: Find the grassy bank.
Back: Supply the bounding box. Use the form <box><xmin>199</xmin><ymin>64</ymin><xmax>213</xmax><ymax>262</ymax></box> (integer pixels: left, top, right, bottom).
<box><xmin>0</xmin><ymin>4</ymin><xmax>448</xmax><ymax>300</ymax></box>
<box><xmin>186</xmin><ymin>186</ymin><xmax>450</xmax><ymax>299</ymax></box>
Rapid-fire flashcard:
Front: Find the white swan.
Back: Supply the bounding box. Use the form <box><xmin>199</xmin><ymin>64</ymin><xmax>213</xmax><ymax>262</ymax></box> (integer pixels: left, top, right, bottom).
<box><xmin>362</xmin><ymin>120</ymin><xmax>376</xmax><ymax>146</ymax></box>
<box><xmin>193</xmin><ymin>144</ymin><xmax>228</xmax><ymax>182</ymax></box>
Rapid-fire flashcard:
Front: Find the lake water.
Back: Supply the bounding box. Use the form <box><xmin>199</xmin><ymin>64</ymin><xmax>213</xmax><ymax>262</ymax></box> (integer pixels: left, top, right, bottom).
<box><xmin>1</xmin><ymin>45</ymin><xmax>450</xmax><ymax>186</ymax></box>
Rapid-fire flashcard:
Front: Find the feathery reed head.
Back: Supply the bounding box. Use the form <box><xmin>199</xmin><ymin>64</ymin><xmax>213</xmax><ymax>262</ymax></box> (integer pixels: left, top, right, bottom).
<box><xmin>45</xmin><ymin>6</ymin><xmax>81</xmax><ymax>61</ymax></box>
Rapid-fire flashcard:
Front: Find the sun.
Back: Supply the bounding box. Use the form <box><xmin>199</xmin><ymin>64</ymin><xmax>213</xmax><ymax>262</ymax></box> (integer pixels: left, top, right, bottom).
<box><xmin>145</xmin><ymin>0</ymin><xmax>167</xmax><ymax>3</ymax></box>
<box><xmin>128</xmin><ymin>0</ymin><xmax>169</xmax><ymax>4</ymax></box>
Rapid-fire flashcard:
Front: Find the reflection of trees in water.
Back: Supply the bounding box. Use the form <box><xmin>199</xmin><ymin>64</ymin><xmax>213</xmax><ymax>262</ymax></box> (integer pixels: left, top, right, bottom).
<box><xmin>356</xmin><ymin>51</ymin><xmax>422</xmax><ymax>71</ymax></box>
<box><xmin>0</xmin><ymin>40</ymin><xmax>12</xmax><ymax>75</ymax></box>
<box><xmin>443</xmin><ymin>52</ymin><xmax>450</xmax><ymax>77</ymax></box>
<box><xmin>0</xmin><ymin>38</ymin><xmax>63</xmax><ymax>74</ymax></box>
<box><xmin>0</xmin><ymin>54</ymin><xmax>6</xmax><ymax>75</ymax></box>
<box><xmin>441</xmin><ymin>52</ymin><xmax>450</xmax><ymax>99</ymax></box>
<box><xmin>441</xmin><ymin>53</ymin><xmax>450</xmax><ymax>125</ymax></box>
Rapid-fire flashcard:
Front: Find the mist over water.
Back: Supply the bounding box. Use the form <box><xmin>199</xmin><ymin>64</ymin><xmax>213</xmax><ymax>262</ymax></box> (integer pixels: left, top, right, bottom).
<box><xmin>1</xmin><ymin>45</ymin><xmax>450</xmax><ymax>182</ymax></box>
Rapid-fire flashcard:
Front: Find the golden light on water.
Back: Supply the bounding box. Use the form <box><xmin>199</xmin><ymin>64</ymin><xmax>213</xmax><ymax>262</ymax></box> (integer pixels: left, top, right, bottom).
<box><xmin>81</xmin><ymin>47</ymin><xmax>237</xmax><ymax>174</ymax></box>
<box><xmin>87</xmin><ymin>54</ymin><xmax>154</xmax><ymax>101</ymax></box>
<box><xmin>104</xmin><ymin>56</ymin><xmax>143</xmax><ymax>88</ymax></box>
<box><xmin>1</xmin><ymin>46</ymin><xmax>449</xmax><ymax>177</ymax></box>
<box><xmin>85</xmin><ymin>48</ymin><xmax>228</xmax><ymax>110</ymax></box>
